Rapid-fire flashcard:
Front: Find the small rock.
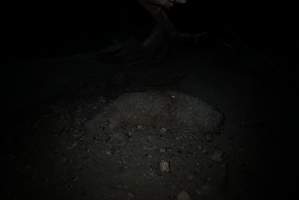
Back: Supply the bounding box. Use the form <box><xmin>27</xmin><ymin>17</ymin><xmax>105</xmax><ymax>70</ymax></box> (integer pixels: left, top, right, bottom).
<box><xmin>105</xmin><ymin>150</ymin><xmax>112</xmax><ymax>155</ymax></box>
<box><xmin>160</xmin><ymin>160</ymin><xmax>170</xmax><ymax>173</ymax></box>
<box><xmin>177</xmin><ymin>191</ymin><xmax>191</xmax><ymax>200</ymax></box>
<box><xmin>211</xmin><ymin>150</ymin><xmax>223</xmax><ymax>162</ymax></box>
<box><xmin>160</xmin><ymin>128</ymin><xmax>167</xmax><ymax>133</ymax></box>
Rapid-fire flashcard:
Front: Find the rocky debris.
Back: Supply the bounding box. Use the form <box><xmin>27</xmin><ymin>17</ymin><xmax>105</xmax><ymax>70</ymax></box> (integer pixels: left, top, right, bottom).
<box><xmin>105</xmin><ymin>150</ymin><xmax>112</xmax><ymax>156</ymax></box>
<box><xmin>30</xmin><ymin>89</ymin><xmax>229</xmax><ymax>200</ymax></box>
<box><xmin>211</xmin><ymin>150</ymin><xmax>223</xmax><ymax>162</ymax></box>
<box><xmin>160</xmin><ymin>160</ymin><xmax>170</xmax><ymax>173</ymax></box>
<box><xmin>160</xmin><ymin>127</ymin><xmax>167</xmax><ymax>133</ymax></box>
<box><xmin>177</xmin><ymin>191</ymin><xmax>191</xmax><ymax>200</ymax></box>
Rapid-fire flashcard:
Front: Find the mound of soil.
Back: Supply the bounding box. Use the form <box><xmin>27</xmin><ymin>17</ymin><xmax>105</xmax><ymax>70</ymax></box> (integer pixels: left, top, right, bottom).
<box><xmin>87</xmin><ymin>91</ymin><xmax>224</xmax><ymax>134</ymax></box>
<box><xmin>83</xmin><ymin>91</ymin><xmax>226</xmax><ymax>200</ymax></box>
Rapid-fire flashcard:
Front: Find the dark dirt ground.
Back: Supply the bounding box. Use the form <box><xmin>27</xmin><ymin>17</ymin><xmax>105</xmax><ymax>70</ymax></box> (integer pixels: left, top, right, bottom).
<box><xmin>2</xmin><ymin>32</ymin><xmax>296</xmax><ymax>200</ymax></box>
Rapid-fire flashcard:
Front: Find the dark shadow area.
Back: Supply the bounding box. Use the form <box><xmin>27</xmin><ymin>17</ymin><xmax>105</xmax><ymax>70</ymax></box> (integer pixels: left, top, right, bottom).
<box><xmin>2</xmin><ymin>1</ymin><xmax>296</xmax><ymax>200</ymax></box>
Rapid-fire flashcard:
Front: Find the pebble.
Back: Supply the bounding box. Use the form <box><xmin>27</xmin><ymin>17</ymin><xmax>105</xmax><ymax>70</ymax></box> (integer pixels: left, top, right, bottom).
<box><xmin>160</xmin><ymin>128</ymin><xmax>167</xmax><ymax>133</ymax></box>
<box><xmin>177</xmin><ymin>191</ymin><xmax>191</xmax><ymax>200</ymax></box>
<box><xmin>211</xmin><ymin>150</ymin><xmax>223</xmax><ymax>162</ymax></box>
<box><xmin>160</xmin><ymin>160</ymin><xmax>170</xmax><ymax>173</ymax></box>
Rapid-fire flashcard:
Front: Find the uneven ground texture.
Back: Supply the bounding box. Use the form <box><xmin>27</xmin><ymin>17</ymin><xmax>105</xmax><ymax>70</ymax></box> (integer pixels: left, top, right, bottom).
<box><xmin>3</xmin><ymin>39</ymin><xmax>293</xmax><ymax>200</ymax></box>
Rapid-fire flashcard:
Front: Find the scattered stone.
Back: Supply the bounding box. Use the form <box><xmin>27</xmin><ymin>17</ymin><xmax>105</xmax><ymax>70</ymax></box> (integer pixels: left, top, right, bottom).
<box><xmin>160</xmin><ymin>128</ymin><xmax>167</xmax><ymax>133</ymax></box>
<box><xmin>211</xmin><ymin>150</ymin><xmax>223</xmax><ymax>162</ymax></box>
<box><xmin>177</xmin><ymin>190</ymin><xmax>191</xmax><ymax>200</ymax></box>
<box><xmin>105</xmin><ymin>150</ymin><xmax>112</xmax><ymax>155</ymax></box>
<box><xmin>160</xmin><ymin>160</ymin><xmax>170</xmax><ymax>173</ymax></box>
